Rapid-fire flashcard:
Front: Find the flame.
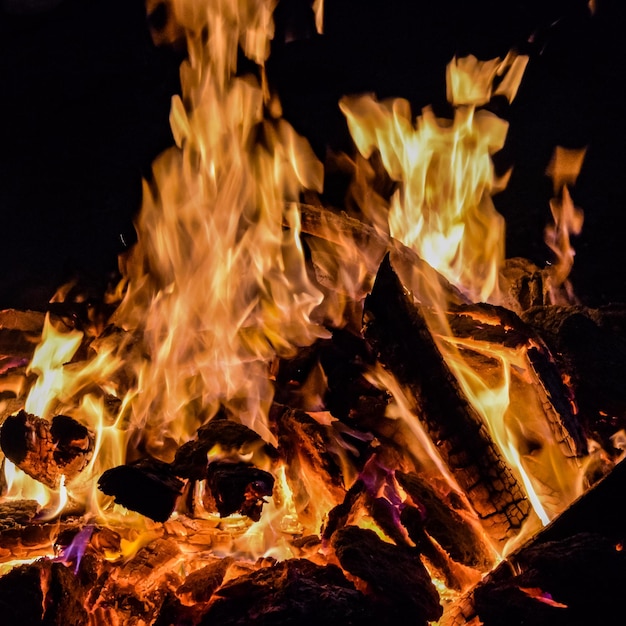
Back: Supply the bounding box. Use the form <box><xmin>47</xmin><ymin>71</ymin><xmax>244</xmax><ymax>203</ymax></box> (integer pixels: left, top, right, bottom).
<box><xmin>111</xmin><ymin>0</ymin><xmax>327</xmax><ymax>455</ymax></box>
<box><xmin>339</xmin><ymin>57</ymin><xmax>518</xmax><ymax>303</ymax></box>
<box><xmin>544</xmin><ymin>146</ymin><xmax>586</xmax><ymax>304</ymax></box>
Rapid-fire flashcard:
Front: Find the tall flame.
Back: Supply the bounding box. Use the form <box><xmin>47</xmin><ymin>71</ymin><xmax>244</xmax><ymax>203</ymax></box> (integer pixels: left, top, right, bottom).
<box><xmin>113</xmin><ymin>0</ymin><xmax>327</xmax><ymax>453</ymax></box>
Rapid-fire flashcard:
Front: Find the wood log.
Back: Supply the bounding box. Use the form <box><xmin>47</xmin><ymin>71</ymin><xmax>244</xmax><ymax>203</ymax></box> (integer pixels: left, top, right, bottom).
<box><xmin>270</xmin><ymin>403</ymin><xmax>349</xmax><ymax>529</ymax></box>
<box><xmin>331</xmin><ymin>525</ymin><xmax>443</xmax><ymax>625</ymax></box>
<box><xmin>197</xmin><ymin>558</ymin><xmax>375</xmax><ymax>626</ymax></box>
<box><xmin>522</xmin><ymin>304</ymin><xmax>626</xmax><ymax>455</ymax></box>
<box><xmin>363</xmin><ymin>254</ymin><xmax>530</xmax><ymax>547</ymax></box>
<box><xmin>0</xmin><ymin>410</ymin><xmax>94</xmax><ymax>489</ymax></box>
<box><xmin>97</xmin><ymin>457</ymin><xmax>184</xmax><ymax>522</ymax></box>
<box><xmin>446</xmin><ymin>302</ymin><xmax>587</xmax><ymax>459</ymax></box>
<box><xmin>444</xmin><ymin>457</ymin><xmax>626</xmax><ymax>626</ymax></box>
<box><xmin>205</xmin><ymin>461</ymin><xmax>274</xmax><ymax>521</ymax></box>
<box><xmin>396</xmin><ymin>470</ymin><xmax>496</xmax><ymax>572</ymax></box>
<box><xmin>172</xmin><ymin>412</ymin><xmax>278</xmax><ymax>481</ymax></box>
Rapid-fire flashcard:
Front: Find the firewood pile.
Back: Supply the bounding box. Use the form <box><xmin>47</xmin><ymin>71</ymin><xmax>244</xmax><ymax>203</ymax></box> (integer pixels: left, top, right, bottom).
<box><xmin>1</xmin><ymin>207</ymin><xmax>626</xmax><ymax>625</ymax></box>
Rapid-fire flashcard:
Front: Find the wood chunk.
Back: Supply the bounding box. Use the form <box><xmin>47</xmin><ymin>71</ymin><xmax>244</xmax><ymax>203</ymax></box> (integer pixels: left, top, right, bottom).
<box><xmin>470</xmin><ymin>533</ymin><xmax>626</xmax><ymax>626</ymax></box>
<box><xmin>98</xmin><ymin>457</ymin><xmax>184</xmax><ymax>522</ymax></box>
<box><xmin>176</xmin><ymin>557</ymin><xmax>234</xmax><ymax>604</ymax></box>
<box><xmin>332</xmin><ymin>525</ymin><xmax>443</xmax><ymax>625</ymax></box>
<box><xmin>0</xmin><ymin>558</ymin><xmax>90</xmax><ymax>626</ymax></box>
<box><xmin>0</xmin><ymin>410</ymin><xmax>94</xmax><ymax>488</ymax></box>
<box><xmin>199</xmin><ymin>558</ymin><xmax>374</xmax><ymax>626</ymax></box>
<box><xmin>522</xmin><ymin>304</ymin><xmax>626</xmax><ymax>453</ymax></box>
<box><xmin>205</xmin><ymin>461</ymin><xmax>274</xmax><ymax>521</ymax></box>
<box><xmin>363</xmin><ymin>254</ymin><xmax>530</xmax><ymax>546</ymax></box>
<box><xmin>172</xmin><ymin>412</ymin><xmax>278</xmax><ymax>481</ymax></box>
<box><xmin>396</xmin><ymin>470</ymin><xmax>496</xmax><ymax>571</ymax></box>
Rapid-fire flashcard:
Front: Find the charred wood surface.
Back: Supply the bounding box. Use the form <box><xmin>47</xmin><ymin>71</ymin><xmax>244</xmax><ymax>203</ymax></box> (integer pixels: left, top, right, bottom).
<box><xmin>363</xmin><ymin>254</ymin><xmax>530</xmax><ymax>545</ymax></box>
<box><xmin>446</xmin><ymin>458</ymin><xmax>626</xmax><ymax>625</ymax></box>
<box><xmin>396</xmin><ymin>470</ymin><xmax>496</xmax><ymax>571</ymax></box>
<box><xmin>332</xmin><ymin>525</ymin><xmax>443</xmax><ymax>625</ymax></box>
<box><xmin>97</xmin><ymin>457</ymin><xmax>184</xmax><ymax>522</ymax></box>
<box><xmin>206</xmin><ymin>461</ymin><xmax>274</xmax><ymax>521</ymax></box>
<box><xmin>198</xmin><ymin>558</ymin><xmax>374</xmax><ymax>626</ymax></box>
<box><xmin>0</xmin><ymin>410</ymin><xmax>94</xmax><ymax>488</ymax></box>
<box><xmin>172</xmin><ymin>412</ymin><xmax>278</xmax><ymax>481</ymax></box>
<box><xmin>522</xmin><ymin>304</ymin><xmax>626</xmax><ymax>453</ymax></box>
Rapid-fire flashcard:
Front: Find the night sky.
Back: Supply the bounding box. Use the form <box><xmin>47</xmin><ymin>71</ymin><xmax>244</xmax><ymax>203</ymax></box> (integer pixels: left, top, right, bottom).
<box><xmin>1</xmin><ymin>0</ymin><xmax>624</xmax><ymax>309</ymax></box>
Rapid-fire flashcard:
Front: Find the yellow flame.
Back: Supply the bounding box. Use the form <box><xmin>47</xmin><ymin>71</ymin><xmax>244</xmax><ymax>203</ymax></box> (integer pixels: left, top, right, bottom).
<box><xmin>112</xmin><ymin>0</ymin><xmax>327</xmax><ymax>454</ymax></box>
<box><xmin>25</xmin><ymin>314</ymin><xmax>83</xmax><ymax>419</ymax></box>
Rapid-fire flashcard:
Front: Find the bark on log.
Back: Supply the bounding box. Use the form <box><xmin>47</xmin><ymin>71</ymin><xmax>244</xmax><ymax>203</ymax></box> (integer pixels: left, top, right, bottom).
<box><xmin>363</xmin><ymin>254</ymin><xmax>530</xmax><ymax>547</ymax></box>
<box><xmin>0</xmin><ymin>410</ymin><xmax>94</xmax><ymax>489</ymax></box>
<box><xmin>522</xmin><ymin>304</ymin><xmax>626</xmax><ymax>455</ymax></box>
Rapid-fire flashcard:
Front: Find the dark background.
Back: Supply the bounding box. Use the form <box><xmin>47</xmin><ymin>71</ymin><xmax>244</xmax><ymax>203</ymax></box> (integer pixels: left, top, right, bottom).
<box><xmin>1</xmin><ymin>0</ymin><xmax>624</xmax><ymax>309</ymax></box>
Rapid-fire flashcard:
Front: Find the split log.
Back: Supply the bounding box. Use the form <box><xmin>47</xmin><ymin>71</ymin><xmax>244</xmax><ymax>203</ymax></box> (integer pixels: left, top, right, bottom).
<box><xmin>444</xmin><ymin>457</ymin><xmax>626</xmax><ymax>626</ymax></box>
<box><xmin>205</xmin><ymin>461</ymin><xmax>274</xmax><ymax>521</ymax></box>
<box><xmin>363</xmin><ymin>254</ymin><xmax>530</xmax><ymax>547</ymax></box>
<box><xmin>522</xmin><ymin>304</ymin><xmax>626</xmax><ymax>455</ymax></box>
<box><xmin>97</xmin><ymin>457</ymin><xmax>184</xmax><ymax>522</ymax></box>
<box><xmin>0</xmin><ymin>410</ymin><xmax>94</xmax><ymax>489</ymax></box>
<box><xmin>446</xmin><ymin>302</ymin><xmax>587</xmax><ymax>459</ymax></box>
<box><xmin>331</xmin><ymin>525</ymin><xmax>443</xmax><ymax>625</ymax></box>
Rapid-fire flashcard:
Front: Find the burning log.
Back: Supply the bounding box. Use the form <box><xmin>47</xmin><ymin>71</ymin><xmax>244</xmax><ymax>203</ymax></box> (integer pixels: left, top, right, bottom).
<box><xmin>522</xmin><ymin>304</ymin><xmax>626</xmax><ymax>455</ymax></box>
<box><xmin>363</xmin><ymin>254</ymin><xmax>530</xmax><ymax>546</ymax></box>
<box><xmin>271</xmin><ymin>403</ymin><xmax>350</xmax><ymax>527</ymax></box>
<box><xmin>205</xmin><ymin>461</ymin><xmax>274</xmax><ymax>521</ymax></box>
<box><xmin>0</xmin><ymin>559</ymin><xmax>89</xmax><ymax>626</ymax></box>
<box><xmin>446</xmin><ymin>301</ymin><xmax>587</xmax><ymax>459</ymax></box>
<box><xmin>97</xmin><ymin>457</ymin><xmax>184</xmax><ymax>522</ymax></box>
<box><xmin>396</xmin><ymin>470</ymin><xmax>496</xmax><ymax>572</ymax></box>
<box><xmin>0</xmin><ymin>410</ymin><xmax>94</xmax><ymax>489</ymax></box>
<box><xmin>445</xmin><ymin>457</ymin><xmax>626</xmax><ymax>625</ymax></box>
<box><xmin>195</xmin><ymin>558</ymin><xmax>375</xmax><ymax>626</ymax></box>
<box><xmin>172</xmin><ymin>412</ymin><xmax>279</xmax><ymax>481</ymax></box>
<box><xmin>331</xmin><ymin>525</ymin><xmax>443</xmax><ymax>625</ymax></box>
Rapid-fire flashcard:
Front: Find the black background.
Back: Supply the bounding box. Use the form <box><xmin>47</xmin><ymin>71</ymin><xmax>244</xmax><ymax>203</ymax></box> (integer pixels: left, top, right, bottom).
<box><xmin>1</xmin><ymin>0</ymin><xmax>625</xmax><ymax>309</ymax></box>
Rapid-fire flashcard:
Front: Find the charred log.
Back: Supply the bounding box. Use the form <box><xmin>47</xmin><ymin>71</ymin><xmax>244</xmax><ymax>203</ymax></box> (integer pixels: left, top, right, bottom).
<box><xmin>199</xmin><ymin>558</ymin><xmax>374</xmax><ymax>626</ymax></box>
<box><xmin>205</xmin><ymin>461</ymin><xmax>274</xmax><ymax>521</ymax></box>
<box><xmin>445</xmin><ymin>458</ymin><xmax>626</xmax><ymax>625</ymax></box>
<box><xmin>172</xmin><ymin>411</ymin><xmax>278</xmax><ymax>481</ymax></box>
<box><xmin>0</xmin><ymin>410</ymin><xmax>94</xmax><ymax>489</ymax></box>
<box><xmin>0</xmin><ymin>558</ymin><xmax>95</xmax><ymax>626</ymax></box>
<box><xmin>396</xmin><ymin>470</ymin><xmax>496</xmax><ymax>571</ymax></box>
<box><xmin>331</xmin><ymin>525</ymin><xmax>443</xmax><ymax>625</ymax></box>
<box><xmin>97</xmin><ymin>457</ymin><xmax>184</xmax><ymax>522</ymax></box>
<box><xmin>522</xmin><ymin>304</ymin><xmax>626</xmax><ymax>455</ymax></box>
<box><xmin>271</xmin><ymin>403</ymin><xmax>349</xmax><ymax>526</ymax></box>
<box><xmin>363</xmin><ymin>254</ymin><xmax>530</xmax><ymax>546</ymax></box>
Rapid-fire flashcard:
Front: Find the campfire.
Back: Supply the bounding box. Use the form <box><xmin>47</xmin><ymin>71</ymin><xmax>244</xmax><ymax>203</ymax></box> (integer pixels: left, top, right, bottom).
<box><xmin>1</xmin><ymin>1</ymin><xmax>625</xmax><ymax>624</ymax></box>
